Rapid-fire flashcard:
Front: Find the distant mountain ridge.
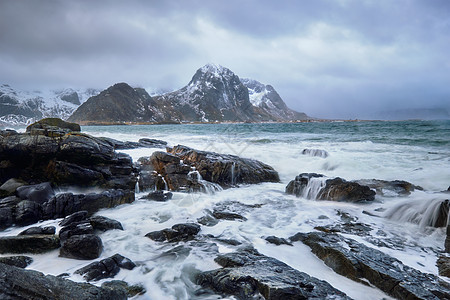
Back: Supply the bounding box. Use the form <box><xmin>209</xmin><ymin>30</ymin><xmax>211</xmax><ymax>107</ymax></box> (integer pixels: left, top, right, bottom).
<box><xmin>68</xmin><ymin>64</ymin><xmax>309</xmax><ymax>124</ymax></box>
<box><xmin>0</xmin><ymin>84</ymin><xmax>99</xmax><ymax>126</ymax></box>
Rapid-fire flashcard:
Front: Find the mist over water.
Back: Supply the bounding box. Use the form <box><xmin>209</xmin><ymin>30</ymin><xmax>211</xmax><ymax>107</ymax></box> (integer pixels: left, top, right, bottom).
<box><xmin>2</xmin><ymin>120</ymin><xmax>449</xmax><ymax>299</ymax></box>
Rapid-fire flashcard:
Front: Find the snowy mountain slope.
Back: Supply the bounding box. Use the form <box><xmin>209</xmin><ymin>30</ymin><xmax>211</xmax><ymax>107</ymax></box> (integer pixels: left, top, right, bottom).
<box><xmin>0</xmin><ymin>84</ymin><xmax>99</xmax><ymax>126</ymax></box>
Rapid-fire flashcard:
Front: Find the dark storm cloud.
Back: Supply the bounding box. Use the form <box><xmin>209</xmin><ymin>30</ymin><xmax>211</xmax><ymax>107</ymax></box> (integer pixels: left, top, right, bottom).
<box><xmin>0</xmin><ymin>0</ymin><xmax>449</xmax><ymax>118</ymax></box>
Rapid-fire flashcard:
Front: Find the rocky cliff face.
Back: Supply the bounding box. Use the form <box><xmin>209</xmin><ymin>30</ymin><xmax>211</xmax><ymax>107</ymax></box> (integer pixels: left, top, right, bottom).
<box><xmin>0</xmin><ymin>84</ymin><xmax>98</xmax><ymax>126</ymax></box>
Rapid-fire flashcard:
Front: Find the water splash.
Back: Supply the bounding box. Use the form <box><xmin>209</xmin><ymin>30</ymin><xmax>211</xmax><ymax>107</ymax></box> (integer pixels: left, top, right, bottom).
<box><xmin>303</xmin><ymin>177</ymin><xmax>327</xmax><ymax>200</ymax></box>
<box><xmin>230</xmin><ymin>162</ymin><xmax>236</xmax><ymax>185</ymax></box>
<box><xmin>384</xmin><ymin>198</ymin><xmax>449</xmax><ymax>228</ymax></box>
<box><xmin>135</xmin><ymin>178</ymin><xmax>140</xmax><ymax>194</ymax></box>
<box><xmin>188</xmin><ymin>170</ymin><xmax>223</xmax><ymax>194</ymax></box>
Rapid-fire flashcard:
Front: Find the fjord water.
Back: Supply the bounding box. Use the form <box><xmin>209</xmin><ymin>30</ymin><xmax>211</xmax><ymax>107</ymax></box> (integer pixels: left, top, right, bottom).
<box><xmin>4</xmin><ymin>120</ymin><xmax>450</xmax><ymax>299</ymax></box>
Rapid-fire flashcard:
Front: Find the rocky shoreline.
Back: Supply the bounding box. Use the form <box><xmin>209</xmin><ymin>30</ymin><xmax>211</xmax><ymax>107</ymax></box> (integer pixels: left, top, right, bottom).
<box><xmin>0</xmin><ymin>118</ymin><xmax>449</xmax><ymax>299</ymax></box>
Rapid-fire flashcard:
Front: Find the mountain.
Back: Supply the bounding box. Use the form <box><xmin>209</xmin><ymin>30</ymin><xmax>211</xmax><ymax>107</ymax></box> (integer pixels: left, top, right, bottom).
<box><xmin>241</xmin><ymin>78</ymin><xmax>308</xmax><ymax>121</ymax></box>
<box><xmin>0</xmin><ymin>84</ymin><xmax>99</xmax><ymax>126</ymax></box>
<box><xmin>68</xmin><ymin>64</ymin><xmax>309</xmax><ymax>124</ymax></box>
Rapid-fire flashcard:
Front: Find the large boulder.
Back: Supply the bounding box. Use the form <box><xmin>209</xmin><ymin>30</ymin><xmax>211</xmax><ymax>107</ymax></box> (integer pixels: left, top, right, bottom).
<box><xmin>60</xmin><ymin>234</ymin><xmax>103</xmax><ymax>260</ymax></box>
<box><xmin>286</xmin><ymin>173</ymin><xmax>375</xmax><ymax>202</ymax></box>
<box><xmin>0</xmin><ymin>178</ymin><xmax>26</xmax><ymax>197</ymax></box>
<box><xmin>26</xmin><ymin>118</ymin><xmax>81</xmax><ymax>136</ymax></box>
<box><xmin>196</xmin><ymin>247</ymin><xmax>350</xmax><ymax>299</ymax></box>
<box><xmin>16</xmin><ymin>182</ymin><xmax>55</xmax><ymax>204</ymax></box>
<box><xmin>146</xmin><ymin>223</ymin><xmax>201</xmax><ymax>243</ymax></box>
<box><xmin>290</xmin><ymin>231</ymin><xmax>450</xmax><ymax>300</ymax></box>
<box><xmin>0</xmin><ymin>263</ymin><xmax>126</xmax><ymax>299</ymax></box>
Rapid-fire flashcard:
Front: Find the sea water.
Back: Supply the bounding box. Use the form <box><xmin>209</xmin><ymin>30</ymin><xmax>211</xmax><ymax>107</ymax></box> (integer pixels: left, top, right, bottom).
<box><xmin>2</xmin><ymin>120</ymin><xmax>450</xmax><ymax>299</ymax></box>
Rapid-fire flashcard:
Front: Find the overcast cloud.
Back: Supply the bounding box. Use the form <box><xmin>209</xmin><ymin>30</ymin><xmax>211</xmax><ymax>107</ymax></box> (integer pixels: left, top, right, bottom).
<box><xmin>0</xmin><ymin>0</ymin><xmax>449</xmax><ymax>119</ymax></box>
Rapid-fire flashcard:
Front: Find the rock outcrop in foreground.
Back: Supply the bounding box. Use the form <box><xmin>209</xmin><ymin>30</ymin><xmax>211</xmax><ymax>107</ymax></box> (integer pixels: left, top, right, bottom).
<box><xmin>196</xmin><ymin>247</ymin><xmax>351</xmax><ymax>299</ymax></box>
<box><xmin>0</xmin><ymin>263</ymin><xmax>126</xmax><ymax>299</ymax></box>
<box><xmin>290</xmin><ymin>231</ymin><xmax>450</xmax><ymax>300</ymax></box>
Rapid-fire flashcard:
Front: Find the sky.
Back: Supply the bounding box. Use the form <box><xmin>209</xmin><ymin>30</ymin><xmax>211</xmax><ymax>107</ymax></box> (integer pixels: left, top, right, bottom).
<box><xmin>0</xmin><ymin>0</ymin><xmax>449</xmax><ymax>119</ymax></box>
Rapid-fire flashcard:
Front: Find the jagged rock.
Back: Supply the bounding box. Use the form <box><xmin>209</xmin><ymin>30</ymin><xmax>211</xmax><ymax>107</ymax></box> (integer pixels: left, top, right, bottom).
<box><xmin>59</xmin><ymin>210</ymin><xmax>89</xmax><ymax>226</ymax></box>
<box><xmin>301</xmin><ymin>148</ymin><xmax>329</xmax><ymax>158</ymax></box>
<box><xmin>290</xmin><ymin>231</ymin><xmax>450</xmax><ymax>300</ymax></box>
<box><xmin>315</xmin><ymin>223</ymin><xmax>372</xmax><ymax>236</ymax></box>
<box><xmin>446</xmin><ymin>224</ymin><xmax>450</xmax><ymax>253</ymax></box>
<box><xmin>354</xmin><ymin>179</ymin><xmax>423</xmax><ymax>196</ymax></box>
<box><xmin>0</xmin><ymin>196</ymin><xmax>19</xmax><ymax>229</ymax></box>
<box><xmin>212</xmin><ymin>210</ymin><xmax>246</xmax><ymax>221</ymax></box>
<box><xmin>434</xmin><ymin>199</ymin><xmax>450</xmax><ymax>228</ymax></box>
<box><xmin>264</xmin><ymin>236</ymin><xmax>293</xmax><ymax>246</ymax></box>
<box><xmin>437</xmin><ymin>256</ymin><xmax>450</xmax><ymax>277</ymax></box>
<box><xmin>18</xmin><ymin>226</ymin><xmax>56</xmax><ymax>235</ymax></box>
<box><xmin>0</xmin><ymin>128</ymin><xmax>137</xmax><ymax>190</ymax></box>
<box><xmin>211</xmin><ymin>201</ymin><xmax>262</xmax><ymax>222</ymax></box>
<box><xmin>0</xmin><ymin>235</ymin><xmax>60</xmax><ymax>254</ymax></box>
<box><xmin>75</xmin><ymin>253</ymin><xmax>136</xmax><ymax>281</ymax></box>
<box><xmin>145</xmin><ymin>223</ymin><xmax>201</xmax><ymax>243</ymax></box>
<box><xmin>138</xmin><ymin>138</ymin><xmax>167</xmax><ymax>148</ymax></box>
<box><xmin>196</xmin><ymin>246</ymin><xmax>350</xmax><ymax>299</ymax></box>
<box><xmin>0</xmin><ymin>178</ymin><xmax>26</xmax><ymax>197</ymax></box>
<box><xmin>60</xmin><ymin>234</ymin><xmax>103</xmax><ymax>260</ymax></box>
<box><xmin>0</xmin><ymin>263</ymin><xmax>126</xmax><ymax>299</ymax></box>
<box><xmin>286</xmin><ymin>173</ymin><xmax>375</xmax><ymax>202</ymax></box>
<box><xmin>102</xmin><ymin>280</ymin><xmax>146</xmax><ymax>298</ymax></box>
<box><xmin>16</xmin><ymin>182</ymin><xmax>55</xmax><ymax>204</ymax></box>
<box><xmin>142</xmin><ymin>190</ymin><xmax>173</xmax><ymax>201</ymax></box>
<box><xmin>167</xmin><ymin>145</ymin><xmax>279</xmax><ymax>187</ymax></box>
<box><xmin>89</xmin><ymin>215</ymin><xmax>123</xmax><ymax>231</ymax></box>
<box><xmin>0</xmin><ymin>256</ymin><xmax>33</xmax><ymax>268</ymax></box>
<box><xmin>197</xmin><ymin>213</ymin><xmax>219</xmax><ymax>227</ymax></box>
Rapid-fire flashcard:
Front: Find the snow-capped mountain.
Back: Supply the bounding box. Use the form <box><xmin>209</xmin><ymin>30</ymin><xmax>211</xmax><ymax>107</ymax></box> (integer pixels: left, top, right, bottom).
<box><xmin>241</xmin><ymin>78</ymin><xmax>308</xmax><ymax>121</ymax></box>
<box><xmin>0</xmin><ymin>84</ymin><xmax>99</xmax><ymax>126</ymax></box>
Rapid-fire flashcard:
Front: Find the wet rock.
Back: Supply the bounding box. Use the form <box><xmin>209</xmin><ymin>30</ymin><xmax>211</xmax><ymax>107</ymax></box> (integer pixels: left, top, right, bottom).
<box><xmin>0</xmin><ymin>256</ymin><xmax>33</xmax><ymax>268</ymax></box>
<box><xmin>446</xmin><ymin>224</ymin><xmax>450</xmax><ymax>253</ymax></box>
<box><xmin>145</xmin><ymin>223</ymin><xmax>201</xmax><ymax>243</ymax></box>
<box><xmin>0</xmin><ymin>178</ymin><xmax>26</xmax><ymax>197</ymax></box>
<box><xmin>354</xmin><ymin>179</ymin><xmax>423</xmax><ymax>196</ymax></box>
<box><xmin>196</xmin><ymin>246</ymin><xmax>351</xmax><ymax>299</ymax></box>
<box><xmin>0</xmin><ymin>196</ymin><xmax>19</xmax><ymax>229</ymax></box>
<box><xmin>138</xmin><ymin>138</ymin><xmax>167</xmax><ymax>148</ymax></box>
<box><xmin>197</xmin><ymin>213</ymin><xmax>219</xmax><ymax>227</ymax></box>
<box><xmin>16</xmin><ymin>182</ymin><xmax>55</xmax><ymax>204</ymax></box>
<box><xmin>18</xmin><ymin>226</ymin><xmax>56</xmax><ymax>235</ymax></box>
<box><xmin>142</xmin><ymin>190</ymin><xmax>173</xmax><ymax>201</ymax></box>
<box><xmin>75</xmin><ymin>253</ymin><xmax>136</xmax><ymax>281</ymax></box>
<box><xmin>291</xmin><ymin>231</ymin><xmax>450</xmax><ymax>300</ymax></box>
<box><xmin>26</xmin><ymin>118</ymin><xmax>81</xmax><ymax>136</ymax></box>
<box><xmin>211</xmin><ymin>201</ymin><xmax>262</xmax><ymax>222</ymax></box>
<box><xmin>437</xmin><ymin>256</ymin><xmax>450</xmax><ymax>277</ymax></box>
<box><xmin>434</xmin><ymin>199</ymin><xmax>449</xmax><ymax>228</ymax></box>
<box><xmin>60</xmin><ymin>234</ymin><xmax>103</xmax><ymax>260</ymax></box>
<box><xmin>0</xmin><ymin>124</ymin><xmax>137</xmax><ymax>190</ymax></box>
<box><xmin>0</xmin><ymin>263</ymin><xmax>126</xmax><ymax>300</ymax></box>
<box><xmin>167</xmin><ymin>145</ymin><xmax>280</xmax><ymax>187</ymax></box>
<box><xmin>14</xmin><ymin>200</ymin><xmax>42</xmax><ymax>226</ymax></box>
<box><xmin>89</xmin><ymin>215</ymin><xmax>123</xmax><ymax>232</ymax></box>
<box><xmin>102</xmin><ymin>280</ymin><xmax>146</xmax><ymax>298</ymax></box>
<box><xmin>59</xmin><ymin>210</ymin><xmax>88</xmax><ymax>226</ymax></box>
<box><xmin>264</xmin><ymin>235</ymin><xmax>293</xmax><ymax>246</ymax></box>
<box><xmin>0</xmin><ymin>235</ymin><xmax>60</xmax><ymax>254</ymax></box>
<box><xmin>286</xmin><ymin>173</ymin><xmax>375</xmax><ymax>202</ymax></box>
<box><xmin>212</xmin><ymin>210</ymin><xmax>247</xmax><ymax>221</ymax></box>
<box><xmin>315</xmin><ymin>222</ymin><xmax>372</xmax><ymax>236</ymax></box>
<box><xmin>301</xmin><ymin>148</ymin><xmax>329</xmax><ymax>158</ymax></box>
<box><xmin>59</xmin><ymin>221</ymin><xmax>94</xmax><ymax>241</ymax></box>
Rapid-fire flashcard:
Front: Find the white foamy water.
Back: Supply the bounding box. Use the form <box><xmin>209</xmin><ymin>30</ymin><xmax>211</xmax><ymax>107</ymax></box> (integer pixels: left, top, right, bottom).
<box><xmin>1</xmin><ymin>121</ymin><xmax>449</xmax><ymax>299</ymax></box>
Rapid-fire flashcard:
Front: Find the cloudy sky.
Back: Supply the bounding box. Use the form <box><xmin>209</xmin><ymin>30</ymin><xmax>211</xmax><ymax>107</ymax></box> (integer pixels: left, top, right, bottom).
<box><xmin>1</xmin><ymin>0</ymin><xmax>449</xmax><ymax>119</ymax></box>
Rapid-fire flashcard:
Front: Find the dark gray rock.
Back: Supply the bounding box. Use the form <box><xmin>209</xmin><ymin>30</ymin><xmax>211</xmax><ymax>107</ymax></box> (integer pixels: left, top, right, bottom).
<box><xmin>75</xmin><ymin>253</ymin><xmax>136</xmax><ymax>281</ymax></box>
<box><xmin>138</xmin><ymin>138</ymin><xmax>167</xmax><ymax>148</ymax></box>
<box><xmin>89</xmin><ymin>215</ymin><xmax>123</xmax><ymax>231</ymax></box>
<box><xmin>0</xmin><ymin>178</ymin><xmax>26</xmax><ymax>197</ymax></box>
<box><xmin>146</xmin><ymin>223</ymin><xmax>201</xmax><ymax>243</ymax></box>
<box><xmin>301</xmin><ymin>148</ymin><xmax>329</xmax><ymax>158</ymax></box>
<box><xmin>437</xmin><ymin>256</ymin><xmax>450</xmax><ymax>278</ymax></box>
<box><xmin>0</xmin><ymin>256</ymin><xmax>33</xmax><ymax>268</ymax></box>
<box><xmin>286</xmin><ymin>173</ymin><xmax>375</xmax><ymax>202</ymax></box>
<box><xmin>18</xmin><ymin>226</ymin><xmax>56</xmax><ymax>235</ymax></box>
<box><xmin>290</xmin><ymin>231</ymin><xmax>450</xmax><ymax>300</ymax></box>
<box><xmin>16</xmin><ymin>182</ymin><xmax>55</xmax><ymax>204</ymax></box>
<box><xmin>354</xmin><ymin>179</ymin><xmax>423</xmax><ymax>196</ymax></box>
<box><xmin>196</xmin><ymin>246</ymin><xmax>351</xmax><ymax>299</ymax></box>
<box><xmin>26</xmin><ymin>118</ymin><xmax>81</xmax><ymax>135</ymax></box>
<box><xmin>0</xmin><ymin>263</ymin><xmax>126</xmax><ymax>299</ymax></box>
<box><xmin>101</xmin><ymin>280</ymin><xmax>146</xmax><ymax>298</ymax></box>
<box><xmin>59</xmin><ymin>210</ymin><xmax>89</xmax><ymax>226</ymax></box>
<box><xmin>14</xmin><ymin>200</ymin><xmax>42</xmax><ymax>226</ymax></box>
<box><xmin>143</xmin><ymin>190</ymin><xmax>173</xmax><ymax>201</ymax></box>
<box><xmin>265</xmin><ymin>236</ymin><xmax>293</xmax><ymax>246</ymax></box>
<box><xmin>60</xmin><ymin>234</ymin><xmax>103</xmax><ymax>260</ymax></box>
<box><xmin>0</xmin><ymin>196</ymin><xmax>19</xmax><ymax>229</ymax></box>
<box><xmin>0</xmin><ymin>235</ymin><xmax>60</xmax><ymax>254</ymax></box>
<box><xmin>59</xmin><ymin>221</ymin><xmax>94</xmax><ymax>241</ymax></box>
